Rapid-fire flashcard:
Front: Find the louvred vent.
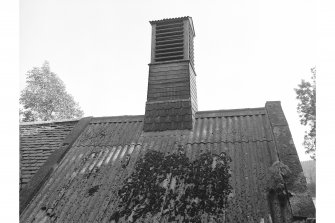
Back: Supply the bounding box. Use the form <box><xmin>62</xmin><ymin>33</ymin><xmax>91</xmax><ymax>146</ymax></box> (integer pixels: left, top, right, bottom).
<box><xmin>155</xmin><ymin>21</ymin><xmax>184</xmax><ymax>62</ymax></box>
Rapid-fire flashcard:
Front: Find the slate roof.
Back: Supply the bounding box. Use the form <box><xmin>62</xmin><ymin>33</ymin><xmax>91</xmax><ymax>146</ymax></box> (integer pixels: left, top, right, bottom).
<box><xmin>19</xmin><ymin>106</ymin><xmax>315</xmax><ymax>223</ymax></box>
<box><xmin>20</xmin><ymin>119</ymin><xmax>79</xmax><ymax>189</ymax></box>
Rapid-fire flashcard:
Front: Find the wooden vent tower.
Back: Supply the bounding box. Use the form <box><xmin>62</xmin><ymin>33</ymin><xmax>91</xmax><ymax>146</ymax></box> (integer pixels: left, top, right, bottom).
<box><xmin>144</xmin><ymin>16</ymin><xmax>197</xmax><ymax>132</ymax></box>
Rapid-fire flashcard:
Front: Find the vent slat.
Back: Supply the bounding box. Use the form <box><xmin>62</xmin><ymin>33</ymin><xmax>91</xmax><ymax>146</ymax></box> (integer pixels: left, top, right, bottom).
<box><xmin>155</xmin><ymin>50</ymin><xmax>184</xmax><ymax>57</ymax></box>
<box><xmin>156</xmin><ymin>31</ymin><xmax>184</xmax><ymax>38</ymax></box>
<box><xmin>156</xmin><ymin>35</ymin><xmax>183</xmax><ymax>42</ymax></box>
<box><xmin>155</xmin><ymin>22</ymin><xmax>184</xmax><ymax>30</ymax></box>
<box><xmin>156</xmin><ymin>42</ymin><xmax>183</xmax><ymax>50</ymax></box>
<box><xmin>156</xmin><ymin>38</ymin><xmax>183</xmax><ymax>44</ymax></box>
<box><xmin>155</xmin><ymin>52</ymin><xmax>183</xmax><ymax>58</ymax></box>
<box><xmin>155</xmin><ymin>46</ymin><xmax>184</xmax><ymax>53</ymax></box>
<box><xmin>155</xmin><ymin>55</ymin><xmax>184</xmax><ymax>61</ymax></box>
<box><xmin>156</xmin><ymin>26</ymin><xmax>183</xmax><ymax>34</ymax></box>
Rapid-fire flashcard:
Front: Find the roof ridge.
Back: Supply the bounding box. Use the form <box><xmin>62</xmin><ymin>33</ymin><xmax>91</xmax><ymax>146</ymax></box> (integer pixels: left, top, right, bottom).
<box><xmin>197</xmin><ymin>107</ymin><xmax>265</xmax><ymax>113</ymax></box>
<box><xmin>20</xmin><ymin>107</ymin><xmax>266</xmax><ymax>126</ymax></box>
<box><xmin>20</xmin><ymin>118</ymin><xmax>81</xmax><ymax>126</ymax></box>
<box><xmin>91</xmin><ymin>115</ymin><xmax>144</xmax><ymax>123</ymax></box>
<box><xmin>196</xmin><ymin>107</ymin><xmax>266</xmax><ymax>118</ymax></box>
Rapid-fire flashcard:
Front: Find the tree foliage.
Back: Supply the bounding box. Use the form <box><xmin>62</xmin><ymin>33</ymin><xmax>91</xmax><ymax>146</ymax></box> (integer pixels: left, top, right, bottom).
<box><xmin>294</xmin><ymin>67</ymin><xmax>316</xmax><ymax>160</ymax></box>
<box><xmin>20</xmin><ymin>61</ymin><xmax>84</xmax><ymax>122</ymax></box>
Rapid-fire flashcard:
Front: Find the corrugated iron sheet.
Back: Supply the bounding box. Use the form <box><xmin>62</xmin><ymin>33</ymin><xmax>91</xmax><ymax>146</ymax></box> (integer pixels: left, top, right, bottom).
<box><xmin>20</xmin><ymin>109</ymin><xmax>288</xmax><ymax>223</ymax></box>
<box><xmin>20</xmin><ymin>120</ymin><xmax>79</xmax><ymax>189</ymax></box>
<box><xmin>149</xmin><ymin>16</ymin><xmax>191</xmax><ymax>24</ymax></box>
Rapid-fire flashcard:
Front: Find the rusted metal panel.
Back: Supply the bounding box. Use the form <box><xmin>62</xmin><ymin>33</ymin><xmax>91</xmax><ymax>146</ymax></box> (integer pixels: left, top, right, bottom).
<box><xmin>21</xmin><ymin>110</ymin><xmax>294</xmax><ymax>223</ymax></box>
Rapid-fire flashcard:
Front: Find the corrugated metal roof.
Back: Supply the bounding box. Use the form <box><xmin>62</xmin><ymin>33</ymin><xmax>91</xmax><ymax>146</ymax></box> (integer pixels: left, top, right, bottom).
<box><xmin>149</xmin><ymin>16</ymin><xmax>190</xmax><ymax>24</ymax></box>
<box><xmin>149</xmin><ymin>16</ymin><xmax>195</xmax><ymax>37</ymax></box>
<box><xmin>20</xmin><ymin>109</ymin><xmax>290</xmax><ymax>222</ymax></box>
<box><xmin>20</xmin><ymin>120</ymin><xmax>78</xmax><ymax>189</ymax></box>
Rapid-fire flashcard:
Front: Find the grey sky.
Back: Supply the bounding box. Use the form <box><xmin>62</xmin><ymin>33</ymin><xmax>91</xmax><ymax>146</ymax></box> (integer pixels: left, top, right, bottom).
<box><xmin>20</xmin><ymin>0</ymin><xmax>316</xmax><ymax>161</ymax></box>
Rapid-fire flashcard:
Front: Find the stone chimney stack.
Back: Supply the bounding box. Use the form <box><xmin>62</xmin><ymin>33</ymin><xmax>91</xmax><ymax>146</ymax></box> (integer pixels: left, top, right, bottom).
<box><xmin>144</xmin><ymin>16</ymin><xmax>197</xmax><ymax>132</ymax></box>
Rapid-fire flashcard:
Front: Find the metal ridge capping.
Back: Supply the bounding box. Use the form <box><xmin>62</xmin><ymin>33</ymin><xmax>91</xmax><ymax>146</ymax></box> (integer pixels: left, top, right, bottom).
<box><xmin>19</xmin><ymin>116</ymin><xmax>93</xmax><ymax>214</ymax></box>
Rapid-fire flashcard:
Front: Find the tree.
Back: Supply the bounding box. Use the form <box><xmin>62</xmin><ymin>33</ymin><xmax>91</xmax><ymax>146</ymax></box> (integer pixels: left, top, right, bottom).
<box><xmin>294</xmin><ymin>67</ymin><xmax>316</xmax><ymax>160</ymax></box>
<box><xmin>20</xmin><ymin>61</ymin><xmax>84</xmax><ymax>122</ymax></box>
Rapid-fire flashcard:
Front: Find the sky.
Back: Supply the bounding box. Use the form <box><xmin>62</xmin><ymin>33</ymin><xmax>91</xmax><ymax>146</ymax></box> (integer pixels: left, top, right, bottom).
<box><xmin>20</xmin><ymin>0</ymin><xmax>316</xmax><ymax>161</ymax></box>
